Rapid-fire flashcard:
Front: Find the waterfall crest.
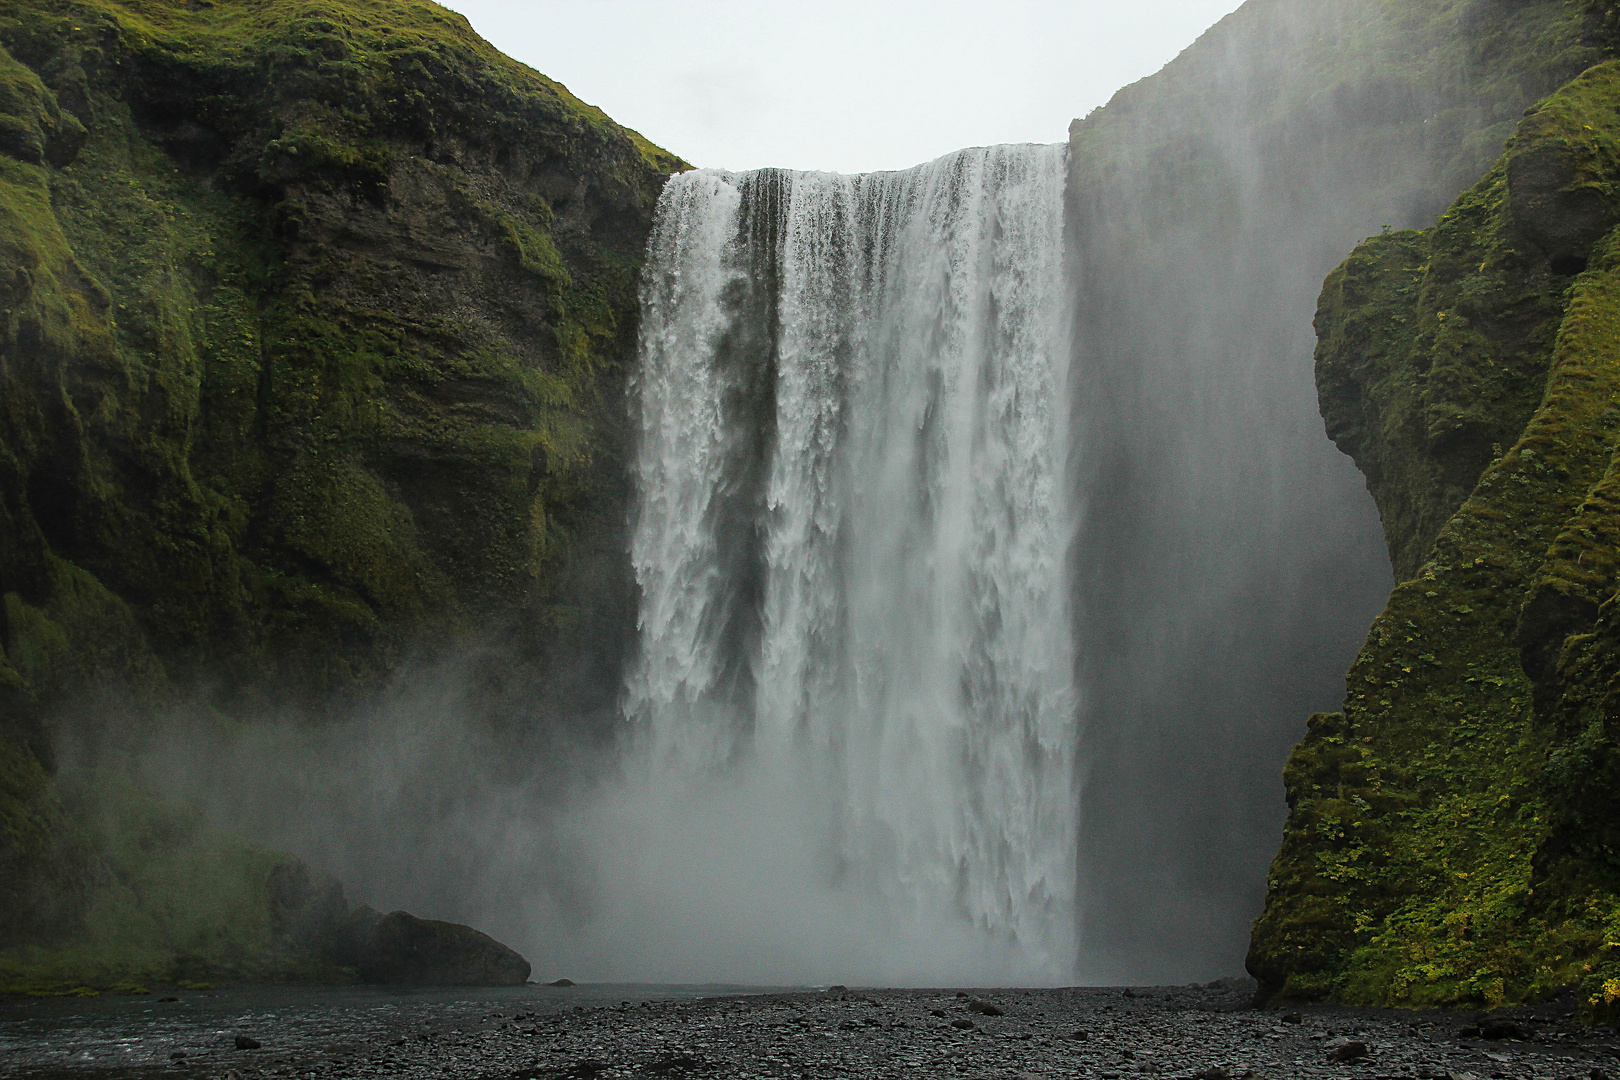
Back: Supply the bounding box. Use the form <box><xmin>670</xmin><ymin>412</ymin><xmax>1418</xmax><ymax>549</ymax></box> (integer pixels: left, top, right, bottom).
<box><xmin>627</xmin><ymin>143</ymin><xmax>1076</xmax><ymax>978</ymax></box>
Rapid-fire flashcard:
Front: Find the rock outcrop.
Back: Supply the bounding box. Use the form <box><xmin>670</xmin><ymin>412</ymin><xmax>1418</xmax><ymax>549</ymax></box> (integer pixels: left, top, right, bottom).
<box><xmin>331</xmin><ymin>906</ymin><xmax>531</xmax><ymax>986</ymax></box>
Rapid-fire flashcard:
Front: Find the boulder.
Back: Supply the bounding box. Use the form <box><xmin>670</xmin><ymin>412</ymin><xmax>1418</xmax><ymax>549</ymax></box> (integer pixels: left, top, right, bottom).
<box><xmin>325</xmin><ymin>906</ymin><xmax>530</xmax><ymax>986</ymax></box>
<box><xmin>1330</xmin><ymin>1039</ymin><xmax>1370</xmax><ymax>1061</ymax></box>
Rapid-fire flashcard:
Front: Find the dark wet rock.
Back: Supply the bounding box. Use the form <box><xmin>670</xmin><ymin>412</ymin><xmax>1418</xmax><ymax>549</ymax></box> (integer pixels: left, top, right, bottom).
<box><xmin>1282</xmin><ymin>1012</ymin><xmax>1302</xmax><ymax>1023</ymax></box>
<box><xmin>950</xmin><ymin>1017</ymin><xmax>975</xmax><ymax>1029</ymax></box>
<box><xmin>324</xmin><ymin>906</ymin><xmax>530</xmax><ymax>986</ymax></box>
<box><xmin>1330</xmin><ymin>1039</ymin><xmax>1370</xmax><ymax>1061</ymax></box>
<box><xmin>1480</xmin><ymin>1019</ymin><xmax>1533</xmax><ymax>1041</ymax></box>
<box><xmin>1508</xmin><ymin>106</ymin><xmax>1620</xmax><ymax>272</ymax></box>
<box><xmin>234</xmin><ymin>1035</ymin><xmax>261</xmax><ymax>1050</ymax></box>
<box><xmin>1194</xmin><ymin>1068</ymin><xmax>1230</xmax><ymax>1080</ymax></box>
<box><xmin>158</xmin><ymin>996</ymin><xmax>178</xmax><ymax>1003</ymax></box>
<box><xmin>930</xmin><ymin>1008</ymin><xmax>947</xmax><ymax>1017</ymax></box>
<box><xmin>966</xmin><ymin>998</ymin><xmax>1005</xmax><ymax>1016</ymax></box>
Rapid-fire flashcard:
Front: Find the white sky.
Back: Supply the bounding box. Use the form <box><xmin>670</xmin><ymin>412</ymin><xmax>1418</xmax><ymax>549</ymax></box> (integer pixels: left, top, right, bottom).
<box><xmin>440</xmin><ymin>0</ymin><xmax>1246</xmax><ymax>174</ymax></box>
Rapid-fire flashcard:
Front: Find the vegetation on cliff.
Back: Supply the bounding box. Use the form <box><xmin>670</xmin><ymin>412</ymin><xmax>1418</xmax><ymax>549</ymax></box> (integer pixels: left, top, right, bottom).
<box><xmin>0</xmin><ymin>0</ymin><xmax>679</xmax><ymax>990</ymax></box>
<box><xmin>1250</xmin><ymin>58</ymin><xmax>1620</xmax><ymax>1010</ymax></box>
<box><xmin>1064</xmin><ymin>0</ymin><xmax>1615</xmax><ymax>975</ymax></box>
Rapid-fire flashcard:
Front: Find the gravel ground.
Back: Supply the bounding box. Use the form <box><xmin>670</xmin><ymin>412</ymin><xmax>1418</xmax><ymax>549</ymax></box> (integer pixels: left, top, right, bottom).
<box><xmin>5</xmin><ymin>979</ymin><xmax>1619</xmax><ymax>1080</ymax></box>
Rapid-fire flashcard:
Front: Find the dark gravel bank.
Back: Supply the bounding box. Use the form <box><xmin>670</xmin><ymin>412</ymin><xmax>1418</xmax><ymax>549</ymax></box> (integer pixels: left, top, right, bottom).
<box><xmin>5</xmin><ymin>980</ymin><xmax>1619</xmax><ymax>1080</ymax></box>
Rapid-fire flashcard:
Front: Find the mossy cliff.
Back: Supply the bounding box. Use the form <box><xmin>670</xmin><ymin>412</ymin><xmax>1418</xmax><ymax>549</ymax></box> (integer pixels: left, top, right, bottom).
<box><xmin>1249</xmin><ymin>59</ymin><xmax>1620</xmax><ymax>1009</ymax></box>
<box><xmin>0</xmin><ymin>0</ymin><xmax>680</xmax><ymax>988</ymax></box>
<box><xmin>1065</xmin><ymin>0</ymin><xmax>1615</xmax><ymax>979</ymax></box>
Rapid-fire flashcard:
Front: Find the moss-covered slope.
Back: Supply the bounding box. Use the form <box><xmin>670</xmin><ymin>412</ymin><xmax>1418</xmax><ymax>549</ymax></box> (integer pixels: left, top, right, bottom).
<box><xmin>1065</xmin><ymin>0</ymin><xmax>1615</xmax><ymax>979</ymax></box>
<box><xmin>1250</xmin><ymin>61</ymin><xmax>1620</xmax><ymax>1009</ymax></box>
<box><xmin>0</xmin><ymin>0</ymin><xmax>680</xmax><ymax>987</ymax></box>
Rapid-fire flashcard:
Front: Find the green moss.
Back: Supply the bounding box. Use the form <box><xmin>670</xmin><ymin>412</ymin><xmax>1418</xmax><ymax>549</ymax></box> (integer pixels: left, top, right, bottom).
<box><xmin>0</xmin><ymin>727</ymin><xmax>81</xmax><ymax>947</ymax></box>
<box><xmin>0</xmin><ymin>42</ymin><xmax>82</xmax><ymax>166</ymax></box>
<box><xmin>1253</xmin><ymin>63</ymin><xmax>1620</xmax><ymax>1008</ymax></box>
<box><xmin>0</xmin><ymin>0</ymin><xmax>673</xmax><ymax>980</ymax></box>
<box><xmin>267</xmin><ymin>454</ymin><xmax>446</xmax><ymax>624</ymax></box>
<box><xmin>0</xmin><ymin>0</ymin><xmax>673</xmax><ymax>700</ymax></box>
<box><xmin>0</xmin><ymin>768</ymin><xmax>353</xmax><ymax>992</ymax></box>
<box><xmin>499</xmin><ymin>212</ymin><xmax>570</xmax><ymax>289</ymax></box>
<box><xmin>1315</xmin><ymin>153</ymin><xmax>1572</xmax><ymax>579</ymax></box>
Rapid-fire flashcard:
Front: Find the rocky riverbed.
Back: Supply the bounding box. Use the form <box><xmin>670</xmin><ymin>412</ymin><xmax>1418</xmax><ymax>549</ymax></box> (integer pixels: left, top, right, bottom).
<box><xmin>4</xmin><ymin>980</ymin><xmax>1618</xmax><ymax>1080</ymax></box>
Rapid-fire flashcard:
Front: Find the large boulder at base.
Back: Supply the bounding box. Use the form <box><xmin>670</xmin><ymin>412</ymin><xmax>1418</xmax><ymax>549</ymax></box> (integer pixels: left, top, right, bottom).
<box><xmin>332</xmin><ymin>906</ymin><xmax>530</xmax><ymax>986</ymax></box>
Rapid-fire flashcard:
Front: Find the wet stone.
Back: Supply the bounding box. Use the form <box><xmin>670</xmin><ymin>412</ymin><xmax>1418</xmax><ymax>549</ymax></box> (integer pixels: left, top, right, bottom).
<box><xmin>3</xmin><ymin>982</ymin><xmax>1618</xmax><ymax>1079</ymax></box>
<box><xmin>1329</xmin><ymin>1038</ymin><xmax>1370</xmax><ymax>1061</ymax></box>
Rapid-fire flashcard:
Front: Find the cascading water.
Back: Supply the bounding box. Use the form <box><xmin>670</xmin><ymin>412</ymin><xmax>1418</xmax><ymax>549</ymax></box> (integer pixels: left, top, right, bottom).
<box><xmin>624</xmin><ymin>143</ymin><xmax>1077</xmax><ymax>981</ymax></box>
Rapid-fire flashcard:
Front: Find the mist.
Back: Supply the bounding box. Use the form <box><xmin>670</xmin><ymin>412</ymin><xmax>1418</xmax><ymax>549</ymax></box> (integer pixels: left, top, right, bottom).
<box><xmin>73</xmin><ymin>143</ymin><xmax>1083</xmax><ymax>990</ymax></box>
<box><xmin>1063</xmin><ymin>0</ymin><xmax>1588</xmax><ymax>980</ymax></box>
<box><xmin>73</xmin><ymin>658</ymin><xmax>1064</xmax><ymax>987</ymax></box>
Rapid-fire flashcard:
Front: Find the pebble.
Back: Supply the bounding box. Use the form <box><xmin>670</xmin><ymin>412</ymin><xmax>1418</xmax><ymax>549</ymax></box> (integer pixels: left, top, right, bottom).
<box><xmin>5</xmin><ymin>982</ymin><xmax>1619</xmax><ymax>1079</ymax></box>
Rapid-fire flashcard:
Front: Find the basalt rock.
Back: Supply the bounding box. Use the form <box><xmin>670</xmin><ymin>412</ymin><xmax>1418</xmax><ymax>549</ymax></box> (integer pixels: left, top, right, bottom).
<box><xmin>338</xmin><ymin>908</ymin><xmax>531</xmax><ymax>987</ymax></box>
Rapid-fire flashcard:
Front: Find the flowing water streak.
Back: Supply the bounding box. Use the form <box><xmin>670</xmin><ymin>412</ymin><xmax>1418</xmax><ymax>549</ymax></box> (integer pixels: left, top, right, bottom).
<box><xmin>628</xmin><ymin>143</ymin><xmax>1076</xmax><ymax>978</ymax></box>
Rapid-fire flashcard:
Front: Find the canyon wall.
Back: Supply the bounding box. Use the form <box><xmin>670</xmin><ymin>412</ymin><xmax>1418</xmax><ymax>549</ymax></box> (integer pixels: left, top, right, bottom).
<box><xmin>1250</xmin><ymin>56</ymin><xmax>1620</xmax><ymax>1009</ymax></box>
<box><xmin>1068</xmin><ymin>0</ymin><xmax>1611</xmax><ymax>980</ymax></box>
<box><xmin>0</xmin><ymin>0</ymin><xmax>677</xmax><ymax>989</ymax></box>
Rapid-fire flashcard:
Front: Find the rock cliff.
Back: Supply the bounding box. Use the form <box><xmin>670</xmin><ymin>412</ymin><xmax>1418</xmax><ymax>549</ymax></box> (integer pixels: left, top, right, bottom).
<box><xmin>1250</xmin><ymin>57</ymin><xmax>1620</xmax><ymax>1009</ymax></box>
<box><xmin>0</xmin><ymin>0</ymin><xmax>678</xmax><ymax>990</ymax></box>
<box><xmin>1067</xmin><ymin>0</ymin><xmax>1612</xmax><ymax>978</ymax></box>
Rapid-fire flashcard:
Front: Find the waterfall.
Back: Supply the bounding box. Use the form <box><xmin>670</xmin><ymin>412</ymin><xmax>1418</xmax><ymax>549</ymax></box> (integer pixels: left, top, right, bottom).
<box><xmin>626</xmin><ymin>143</ymin><xmax>1076</xmax><ymax>979</ymax></box>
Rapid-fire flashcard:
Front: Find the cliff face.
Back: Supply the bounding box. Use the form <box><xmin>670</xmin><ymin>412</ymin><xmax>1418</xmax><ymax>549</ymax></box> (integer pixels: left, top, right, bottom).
<box><xmin>1066</xmin><ymin>0</ymin><xmax>1609</xmax><ymax>979</ymax></box>
<box><xmin>1250</xmin><ymin>59</ymin><xmax>1620</xmax><ymax>1008</ymax></box>
<box><xmin>0</xmin><ymin>0</ymin><xmax>679</xmax><ymax>986</ymax></box>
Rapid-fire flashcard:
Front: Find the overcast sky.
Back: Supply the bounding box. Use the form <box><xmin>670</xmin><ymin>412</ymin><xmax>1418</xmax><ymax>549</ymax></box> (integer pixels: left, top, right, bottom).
<box><xmin>440</xmin><ymin>0</ymin><xmax>1246</xmax><ymax>174</ymax></box>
